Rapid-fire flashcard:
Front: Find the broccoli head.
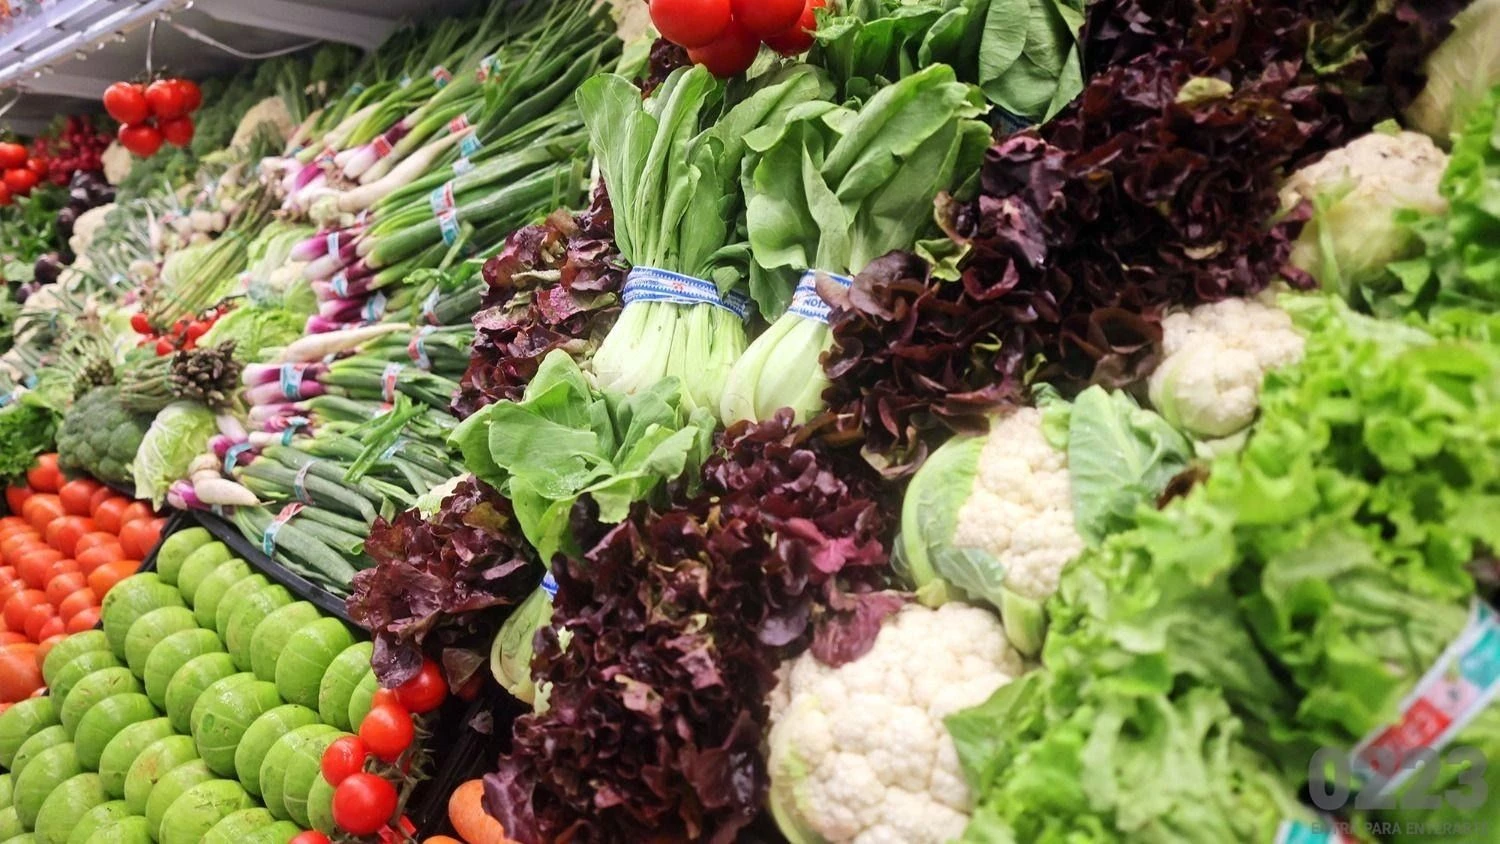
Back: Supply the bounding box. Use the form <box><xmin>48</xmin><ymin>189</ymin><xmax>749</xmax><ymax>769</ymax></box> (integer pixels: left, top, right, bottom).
<box><xmin>57</xmin><ymin>387</ymin><xmax>151</xmax><ymax>486</ymax></box>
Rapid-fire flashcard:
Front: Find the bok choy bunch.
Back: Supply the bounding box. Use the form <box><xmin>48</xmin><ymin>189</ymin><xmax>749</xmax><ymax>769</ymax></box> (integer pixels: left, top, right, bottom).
<box><xmin>577</xmin><ymin>64</ymin><xmax>829</xmax><ymax>418</ymax></box>
<box><xmin>722</xmin><ymin>64</ymin><xmax>989</xmax><ymax>424</ymax></box>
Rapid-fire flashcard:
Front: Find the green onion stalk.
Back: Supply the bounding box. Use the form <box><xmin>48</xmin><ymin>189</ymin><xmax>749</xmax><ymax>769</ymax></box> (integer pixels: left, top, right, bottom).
<box><xmin>721</xmin><ymin>64</ymin><xmax>991</xmax><ymax>424</ymax></box>
<box><xmin>579</xmin><ymin>64</ymin><xmax>830</xmax><ymax>419</ymax></box>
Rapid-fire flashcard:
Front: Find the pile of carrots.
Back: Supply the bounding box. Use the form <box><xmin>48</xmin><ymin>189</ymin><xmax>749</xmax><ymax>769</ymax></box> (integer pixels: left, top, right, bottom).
<box><xmin>0</xmin><ymin>454</ymin><xmax>165</xmax><ymax>705</ymax></box>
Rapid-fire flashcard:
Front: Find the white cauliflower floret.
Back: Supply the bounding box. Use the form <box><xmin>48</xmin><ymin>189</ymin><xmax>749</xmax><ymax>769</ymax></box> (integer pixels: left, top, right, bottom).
<box><xmin>68</xmin><ymin>204</ymin><xmax>115</xmax><ymax>256</ymax></box>
<box><xmin>767</xmin><ymin>604</ymin><xmax>1023</xmax><ymax>844</ymax></box>
<box><xmin>1280</xmin><ymin>130</ymin><xmax>1448</xmax><ymax>292</ymax></box>
<box><xmin>951</xmin><ymin>408</ymin><xmax>1082</xmax><ymax>603</ymax></box>
<box><xmin>1148</xmin><ymin>296</ymin><xmax>1306</xmax><ymax>439</ymax></box>
<box><xmin>101</xmin><ymin>142</ymin><xmax>133</xmax><ymax>186</ymax></box>
<box><xmin>232</xmin><ymin>96</ymin><xmax>297</xmax><ymax>150</ymax></box>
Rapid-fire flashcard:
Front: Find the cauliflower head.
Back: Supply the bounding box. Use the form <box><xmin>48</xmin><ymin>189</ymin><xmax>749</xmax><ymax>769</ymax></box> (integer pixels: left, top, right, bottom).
<box><xmin>767</xmin><ymin>603</ymin><xmax>1024</xmax><ymax>844</ymax></box>
<box><xmin>951</xmin><ymin>407</ymin><xmax>1083</xmax><ymax>604</ymax></box>
<box><xmin>1148</xmin><ymin>296</ymin><xmax>1306</xmax><ymax>439</ymax></box>
<box><xmin>1280</xmin><ymin>130</ymin><xmax>1448</xmax><ymax>293</ymax></box>
<box><xmin>232</xmin><ymin>97</ymin><xmax>296</xmax><ymax>150</ymax></box>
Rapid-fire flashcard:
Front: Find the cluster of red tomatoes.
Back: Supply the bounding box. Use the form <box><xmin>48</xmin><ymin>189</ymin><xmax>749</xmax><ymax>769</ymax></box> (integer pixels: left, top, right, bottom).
<box><xmin>103</xmin><ymin>78</ymin><xmax>203</xmax><ymax>158</ymax></box>
<box><xmin>0</xmin><ymin>141</ymin><xmax>46</xmax><ymax>206</ymax></box>
<box><xmin>651</xmin><ymin>0</ymin><xmax>826</xmax><ymax>77</ymax></box>
<box><xmin>0</xmin><ymin>455</ymin><xmax>164</xmax><ymax>706</ymax></box>
<box><xmin>131</xmin><ymin>305</ymin><xmax>225</xmax><ymax>356</ymax></box>
<box><xmin>285</xmin><ymin>659</ymin><xmax>451</xmax><ymax>844</ymax></box>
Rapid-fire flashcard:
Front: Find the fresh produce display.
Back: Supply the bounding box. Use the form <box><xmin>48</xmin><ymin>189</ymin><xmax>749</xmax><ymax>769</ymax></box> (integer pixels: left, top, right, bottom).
<box><xmin>1</xmin><ymin>0</ymin><xmax>1499</xmax><ymax>840</ymax></box>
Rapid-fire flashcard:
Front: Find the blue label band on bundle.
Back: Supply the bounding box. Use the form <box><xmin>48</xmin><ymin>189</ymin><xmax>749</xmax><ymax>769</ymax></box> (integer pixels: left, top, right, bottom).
<box><xmin>409</xmin><ymin>326</ymin><xmax>435</xmax><ymax>369</ymax></box>
<box><xmin>381</xmin><ymin>437</ymin><xmax>406</xmax><ymax>461</ymax></box>
<box><xmin>279</xmin><ymin>363</ymin><xmax>306</xmax><ymax>400</ymax></box>
<box><xmin>382</xmin><ymin>364</ymin><xmax>403</xmax><ymax>404</ymax></box>
<box><xmin>622</xmin><ymin>267</ymin><xmax>751</xmax><ymax>320</ymax></box>
<box><xmin>293</xmin><ymin>462</ymin><xmax>316</xmax><ymax>505</ymax></box>
<box><xmin>363</xmin><ymin>292</ymin><xmax>388</xmax><ymax>324</ymax></box>
<box><xmin>437</xmin><ymin>208</ymin><xmax>461</xmax><ymax>246</ymax></box>
<box><xmin>281</xmin><ymin>417</ymin><xmax>311</xmax><ymax>446</ymax></box>
<box><xmin>459</xmin><ymin>135</ymin><xmax>482</xmax><ymax>158</ymax></box>
<box><xmin>421</xmin><ymin>289</ymin><xmax>441</xmax><ymax>325</ymax></box>
<box><xmin>429</xmin><ymin>182</ymin><xmax>457</xmax><ymax>216</ymax></box>
<box><xmin>326</xmin><ymin>231</ymin><xmax>340</xmax><ymax>256</ymax></box>
<box><xmin>452</xmin><ymin>157</ymin><xmax>475</xmax><ymax>176</ymax></box>
<box><xmin>332</xmin><ymin>272</ymin><xmax>349</xmax><ymax>298</ymax></box>
<box><xmin>264</xmin><ymin>503</ymin><xmax>305</xmax><ymax>556</ymax></box>
<box><xmin>224</xmin><ymin>442</ymin><xmax>254</xmax><ymax>474</ymax></box>
<box><xmin>787</xmin><ymin>270</ymin><xmax>854</xmax><ymax>324</ymax></box>
<box><xmin>541</xmin><ymin>572</ymin><xmax>558</xmax><ymax>600</ymax></box>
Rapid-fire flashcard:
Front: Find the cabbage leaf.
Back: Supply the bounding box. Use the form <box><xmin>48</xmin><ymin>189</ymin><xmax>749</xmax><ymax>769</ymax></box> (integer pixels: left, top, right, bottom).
<box><xmin>134</xmin><ymin>402</ymin><xmax>217</xmax><ymax>508</ymax></box>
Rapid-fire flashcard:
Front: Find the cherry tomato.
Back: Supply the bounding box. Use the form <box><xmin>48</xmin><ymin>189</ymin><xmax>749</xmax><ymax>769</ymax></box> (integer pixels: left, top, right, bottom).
<box><xmin>130</xmin><ymin>313</ymin><xmax>152</xmax><ymax>335</ymax></box>
<box><xmin>763</xmin><ymin>0</ymin><xmax>825</xmax><ymax>55</ymax></box>
<box><xmin>687</xmin><ymin>20</ymin><xmax>761</xmax><ymax>78</ymax></box>
<box><xmin>118</xmin><ymin>123</ymin><xmax>163</xmax><ymax>158</ymax></box>
<box><xmin>185</xmin><ymin>321</ymin><xmax>209</xmax><ymax>341</ymax></box>
<box><xmin>0</xmin><ymin>183</ymin><xmax>11</xmax><ymax>207</ymax></box>
<box><xmin>26</xmin><ymin>455</ymin><xmax>61</xmax><ymax>494</ymax></box>
<box><xmin>58</xmin><ymin>479</ymin><xmax>101</xmax><ymax>516</ymax></box>
<box><xmin>731</xmin><ymin>0</ymin><xmax>803</xmax><ymax>38</ymax></box>
<box><xmin>358</xmin><ymin>704</ymin><xmax>415</xmax><ymax>763</ymax></box>
<box><xmin>649</xmin><ymin>0</ymin><xmax>732</xmax><ymax>48</ymax></box>
<box><xmin>160</xmin><ymin>116</ymin><xmax>194</xmax><ymax>148</ymax></box>
<box><xmin>370</xmin><ymin>689</ymin><xmax>401</xmax><ymax>710</ymax></box>
<box><xmin>0</xmin><ymin>142</ymin><xmax>24</xmax><ymax>170</ymax></box>
<box><xmin>332</xmin><ymin>772</ymin><xmax>399</xmax><ymax>836</ymax></box>
<box><xmin>145</xmin><ymin>79</ymin><xmax>189</xmax><ymax>119</ymax></box>
<box><xmin>172</xmin><ymin>78</ymin><xmax>202</xmax><ymax>112</ymax></box>
<box><xmin>321</xmin><ymin>735</ymin><xmax>368</xmax><ymax>785</ymax></box>
<box><xmin>3</xmin><ymin>168</ymin><xmax>39</xmax><ymax>196</ymax></box>
<box><xmin>25</xmin><ymin>158</ymin><xmax>45</xmax><ymax>178</ymax></box>
<box><xmin>155</xmin><ymin>339</ymin><xmax>173</xmax><ymax>357</ymax></box>
<box><xmin>103</xmin><ymin>82</ymin><xmax>150</xmax><ymax>125</ymax></box>
<box><xmin>289</xmin><ymin>833</ymin><xmax>330</xmax><ymax>844</ymax></box>
<box><xmin>394</xmin><ymin>659</ymin><xmax>448</xmax><ymax>713</ymax></box>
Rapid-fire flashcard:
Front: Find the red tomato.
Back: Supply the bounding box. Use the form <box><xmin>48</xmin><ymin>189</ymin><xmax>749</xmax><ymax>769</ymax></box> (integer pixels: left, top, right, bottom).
<box><xmin>22</xmin><ymin>495</ymin><xmax>62</xmax><ymax>533</ymax></box>
<box><xmin>173</xmin><ymin>78</ymin><xmax>203</xmax><ymax>112</ymax></box>
<box><xmin>730</xmin><ymin>0</ymin><xmax>803</xmax><ymax>37</ymax></box>
<box><xmin>130</xmin><ymin>313</ymin><xmax>152</xmax><ymax>335</ymax></box>
<box><xmin>160</xmin><ymin>116</ymin><xmax>194</xmax><ymax>148</ymax></box>
<box><xmin>370</xmin><ymin>689</ymin><xmax>401</xmax><ymax>711</ymax></box>
<box><xmin>2</xmin><ymin>590</ymin><xmax>44</xmax><ymax>631</ymax></box>
<box><xmin>73</xmin><ymin>533</ymin><xmax>119</xmax><ymax>557</ymax></box>
<box><xmin>66</xmin><ymin>605</ymin><xmax>100</xmax><ymax>633</ymax></box>
<box><xmin>56</xmin><ymin>588</ymin><xmax>96</xmax><ymax>622</ymax></box>
<box><xmin>0</xmin><ymin>644</ymin><xmax>43</xmax><ymax>702</ymax></box>
<box><xmin>26</xmin><ymin>454</ymin><xmax>61</xmax><ymax>494</ymax></box>
<box><xmin>22</xmin><ymin>603</ymin><xmax>54</xmax><ymax>641</ymax></box>
<box><xmin>118</xmin><ymin>123</ymin><xmax>163</xmax><ymax>158</ymax></box>
<box><xmin>76</xmin><ymin>544</ymin><xmax>124</xmax><ymax>575</ymax></box>
<box><xmin>119</xmin><ymin>518</ymin><xmax>158</xmax><ymax>559</ymax></box>
<box><xmin>763</xmin><ymin>0</ymin><xmax>824</xmax><ymax>54</ymax></box>
<box><xmin>332</xmin><ymin>773</ymin><xmax>398</xmax><ymax>836</ymax></box>
<box><xmin>394</xmin><ymin>659</ymin><xmax>448</xmax><ymax>714</ymax></box>
<box><xmin>6</xmin><ymin>487</ymin><xmax>31</xmax><ymax>516</ymax></box>
<box><xmin>3</xmin><ymin>168</ymin><xmax>39</xmax><ymax>195</ymax></box>
<box><xmin>289</xmin><ymin>833</ymin><xmax>330</xmax><ymax>844</ymax></box>
<box><xmin>0</xmin><ymin>142</ymin><xmax>24</xmax><ymax>170</ymax></box>
<box><xmin>145</xmin><ymin>79</ymin><xmax>189</xmax><ymax>119</ymax></box>
<box><xmin>87</xmin><ymin>559</ymin><xmax>139</xmax><ymax>597</ymax></box>
<box><xmin>103</xmin><ymin>82</ymin><xmax>150</xmax><ymax>125</ymax></box>
<box><xmin>16</xmin><ymin>548</ymin><xmax>62</xmax><ymax>589</ymax></box>
<box><xmin>46</xmin><ymin>516</ymin><xmax>95</xmax><ymax>557</ymax></box>
<box><xmin>45</xmin><ymin>572</ymin><xmax>87</xmax><ymax>607</ymax></box>
<box><xmin>58</xmin><ymin>479</ymin><xmax>101</xmax><ymax>516</ymax></box>
<box><xmin>0</xmin><ymin>184</ymin><xmax>10</xmax><ymax>206</ymax></box>
<box><xmin>649</xmin><ymin>0</ymin><xmax>732</xmax><ymax>47</ymax></box>
<box><xmin>321</xmin><ymin>735</ymin><xmax>369</xmax><ymax>785</ymax></box>
<box><xmin>358</xmin><ymin>705</ymin><xmax>415</xmax><ymax>763</ymax></box>
<box><xmin>87</xmin><ymin>488</ymin><xmax>117</xmax><ymax>518</ymax></box>
<box><xmin>687</xmin><ymin>20</ymin><xmax>761</xmax><ymax>78</ymax></box>
<box><xmin>25</xmin><ymin>158</ymin><xmax>45</xmax><ymax>178</ymax></box>
<box><xmin>32</xmin><ymin>614</ymin><xmax>63</xmax><ymax>643</ymax></box>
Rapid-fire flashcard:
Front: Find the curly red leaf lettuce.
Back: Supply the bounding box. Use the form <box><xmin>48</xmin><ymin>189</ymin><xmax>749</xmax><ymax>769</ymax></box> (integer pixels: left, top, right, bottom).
<box><xmin>348</xmin><ymin>477</ymin><xmax>542</xmax><ymax>688</ymax></box>
<box><xmin>823</xmin><ymin>0</ymin><xmax>1456</xmax><ymax>475</ymax></box>
<box><xmin>452</xmin><ymin>188</ymin><xmax>624</xmax><ymax>418</ymax></box>
<box><xmin>484</xmin><ymin>414</ymin><xmax>900</xmax><ymax>842</ymax></box>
